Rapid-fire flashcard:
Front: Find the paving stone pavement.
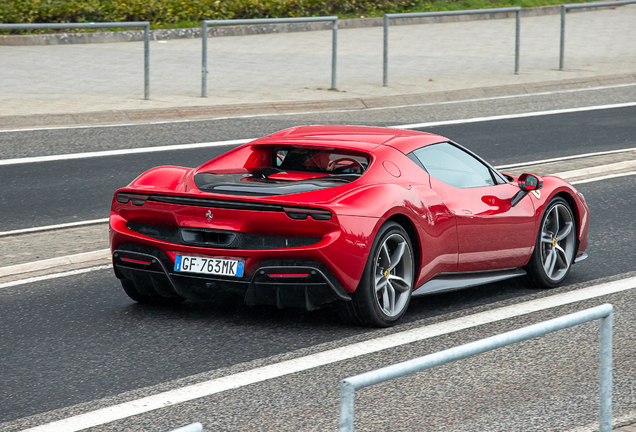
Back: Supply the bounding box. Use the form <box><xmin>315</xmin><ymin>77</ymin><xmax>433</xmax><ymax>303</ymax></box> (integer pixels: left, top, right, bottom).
<box><xmin>0</xmin><ymin>224</ymin><xmax>109</xmax><ymax>267</ymax></box>
<box><xmin>0</xmin><ymin>4</ymin><xmax>635</xmax><ymax>128</ymax></box>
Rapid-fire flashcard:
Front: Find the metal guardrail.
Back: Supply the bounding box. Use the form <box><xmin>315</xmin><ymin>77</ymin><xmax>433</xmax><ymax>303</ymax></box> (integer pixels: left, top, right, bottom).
<box><xmin>559</xmin><ymin>0</ymin><xmax>636</xmax><ymax>70</ymax></box>
<box><xmin>0</xmin><ymin>22</ymin><xmax>150</xmax><ymax>100</ymax></box>
<box><xmin>168</xmin><ymin>422</ymin><xmax>203</xmax><ymax>432</ymax></box>
<box><xmin>201</xmin><ymin>17</ymin><xmax>338</xmax><ymax>98</ymax></box>
<box><xmin>339</xmin><ymin>303</ymin><xmax>613</xmax><ymax>432</ymax></box>
<box><xmin>382</xmin><ymin>7</ymin><xmax>521</xmax><ymax>86</ymax></box>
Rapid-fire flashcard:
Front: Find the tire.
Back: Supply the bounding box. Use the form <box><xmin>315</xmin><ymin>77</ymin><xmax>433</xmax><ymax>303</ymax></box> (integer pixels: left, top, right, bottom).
<box><xmin>527</xmin><ymin>197</ymin><xmax>577</xmax><ymax>288</ymax></box>
<box><xmin>120</xmin><ymin>278</ymin><xmax>185</xmax><ymax>306</ymax></box>
<box><xmin>337</xmin><ymin>222</ymin><xmax>415</xmax><ymax>327</ymax></box>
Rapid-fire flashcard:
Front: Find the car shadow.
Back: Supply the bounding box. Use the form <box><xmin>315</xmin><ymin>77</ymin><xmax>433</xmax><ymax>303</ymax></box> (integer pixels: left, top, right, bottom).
<box><xmin>119</xmin><ymin>275</ymin><xmax>541</xmax><ymax>333</ymax></box>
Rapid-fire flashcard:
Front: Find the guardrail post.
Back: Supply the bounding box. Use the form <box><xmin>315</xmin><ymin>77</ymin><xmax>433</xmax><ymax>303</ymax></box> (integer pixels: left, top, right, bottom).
<box><xmin>383</xmin><ymin>14</ymin><xmax>389</xmax><ymax>87</ymax></box>
<box><xmin>331</xmin><ymin>18</ymin><xmax>338</xmax><ymax>90</ymax></box>
<box><xmin>202</xmin><ymin>21</ymin><xmax>208</xmax><ymax>98</ymax></box>
<box><xmin>339</xmin><ymin>380</ymin><xmax>355</xmax><ymax>432</ymax></box>
<box><xmin>144</xmin><ymin>23</ymin><xmax>150</xmax><ymax>100</ymax></box>
<box><xmin>559</xmin><ymin>5</ymin><xmax>566</xmax><ymax>70</ymax></box>
<box><xmin>515</xmin><ymin>9</ymin><xmax>520</xmax><ymax>75</ymax></box>
<box><xmin>599</xmin><ymin>311</ymin><xmax>613</xmax><ymax>432</ymax></box>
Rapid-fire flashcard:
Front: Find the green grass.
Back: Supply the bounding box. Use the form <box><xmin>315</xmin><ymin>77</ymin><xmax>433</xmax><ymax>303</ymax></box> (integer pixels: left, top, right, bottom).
<box><xmin>0</xmin><ymin>0</ymin><xmax>592</xmax><ymax>35</ymax></box>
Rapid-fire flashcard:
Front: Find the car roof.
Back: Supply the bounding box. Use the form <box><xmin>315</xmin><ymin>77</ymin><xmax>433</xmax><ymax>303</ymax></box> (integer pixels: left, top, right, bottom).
<box><xmin>250</xmin><ymin>125</ymin><xmax>448</xmax><ymax>154</ymax></box>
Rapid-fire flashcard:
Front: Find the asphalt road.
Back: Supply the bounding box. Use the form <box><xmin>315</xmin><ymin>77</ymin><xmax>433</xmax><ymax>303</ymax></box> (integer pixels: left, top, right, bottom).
<box><xmin>1</xmin><ymin>103</ymin><xmax>635</xmax><ymax>231</ymax></box>
<box><xmin>2</xmin><ymin>175</ymin><xmax>636</xmax><ymax>424</ymax></box>
<box><xmin>1</xmin><ymin>87</ymin><xmax>636</xmax><ymax>432</ymax></box>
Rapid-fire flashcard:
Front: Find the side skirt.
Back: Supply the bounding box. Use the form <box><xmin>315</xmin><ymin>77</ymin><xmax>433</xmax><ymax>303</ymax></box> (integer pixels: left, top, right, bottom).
<box><xmin>412</xmin><ymin>268</ymin><xmax>527</xmax><ymax>297</ymax></box>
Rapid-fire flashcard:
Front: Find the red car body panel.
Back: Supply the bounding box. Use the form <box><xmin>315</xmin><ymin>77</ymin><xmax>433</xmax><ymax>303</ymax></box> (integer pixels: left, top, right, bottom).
<box><xmin>110</xmin><ymin>125</ymin><xmax>589</xmax><ymax>310</ymax></box>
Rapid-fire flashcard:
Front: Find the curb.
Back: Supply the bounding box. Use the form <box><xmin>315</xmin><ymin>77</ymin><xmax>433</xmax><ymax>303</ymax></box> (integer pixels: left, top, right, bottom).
<box><xmin>0</xmin><ymin>4</ymin><xmax>609</xmax><ymax>46</ymax></box>
<box><xmin>1</xmin><ymin>73</ymin><xmax>635</xmax><ymax>130</ymax></box>
<box><xmin>0</xmin><ymin>218</ymin><xmax>109</xmax><ymax>237</ymax></box>
<box><xmin>0</xmin><ymin>249</ymin><xmax>110</xmax><ymax>278</ymax></box>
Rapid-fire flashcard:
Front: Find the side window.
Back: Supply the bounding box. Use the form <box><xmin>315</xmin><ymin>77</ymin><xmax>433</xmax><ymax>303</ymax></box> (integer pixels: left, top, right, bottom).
<box><xmin>413</xmin><ymin>142</ymin><xmax>496</xmax><ymax>188</ymax></box>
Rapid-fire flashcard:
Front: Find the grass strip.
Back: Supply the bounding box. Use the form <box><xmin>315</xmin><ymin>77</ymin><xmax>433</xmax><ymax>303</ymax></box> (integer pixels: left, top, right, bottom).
<box><xmin>1</xmin><ymin>0</ymin><xmax>596</xmax><ymax>34</ymax></box>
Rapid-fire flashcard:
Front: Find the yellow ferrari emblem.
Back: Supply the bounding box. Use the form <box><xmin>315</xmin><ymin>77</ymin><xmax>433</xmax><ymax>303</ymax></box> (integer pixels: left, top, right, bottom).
<box><xmin>552</xmin><ymin>238</ymin><xmax>557</xmax><ymax>247</ymax></box>
<box><xmin>384</xmin><ymin>270</ymin><xmax>389</xmax><ymax>278</ymax></box>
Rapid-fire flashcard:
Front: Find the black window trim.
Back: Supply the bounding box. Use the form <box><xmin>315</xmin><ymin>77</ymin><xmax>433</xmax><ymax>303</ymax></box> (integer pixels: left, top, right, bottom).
<box><xmin>449</xmin><ymin>141</ymin><xmax>509</xmax><ymax>185</ymax></box>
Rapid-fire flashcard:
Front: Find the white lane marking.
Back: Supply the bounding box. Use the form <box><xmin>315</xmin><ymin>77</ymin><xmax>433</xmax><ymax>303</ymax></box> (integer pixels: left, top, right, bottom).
<box><xmin>21</xmin><ymin>276</ymin><xmax>636</xmax><ymax>432</ymax></box>
<box><xmin>391</xmin><ymin>101</ymin><xmax>636</xmax><ymax>129</ymax></box>
<box><xmin>0</xmin><ymin>265</ymin><xmax>111</xmax><ymax>290</ymax></box>
<box><xmin>0</xmin><ymin>139</ymin><xmax>251</xmax><ymax>166</ymax></box>
<box><xmin>552</xmin><ymin>160</ymin><xmax>636</xmax><ymax>179</ymax></box>
<box><xmin>0</xmin><ymin>249</ymin><xmax>110</xmax><ymax>279</ymax></box>
<box><xmin>5</xmin><ymin>144</ymin><xmax>635</xmax><ymax>236</ymax></box>
<box><xmin>571</xmin><ymin>170</ymin><xmax>636</xmax><ymax>185</ymax></box>
<box><xmin>0</xmin><ymin>218</ymin><xmax>109</xmax><ymax>238</ymax></box>
<box><xmin>2</xmin><ymin>83</ymin><xmax>635</xmax><ymax>134</ymax></box>
<box><xmin>1</xmin><ymin>167</ymin><xmax>627</xmax><ymax>281</ymax></box>
<box><xmin>0</xmin><ymin>162</ymin><xmax>627</xmax><ymax>281</ymax></box>
<box><xmin>496</xmin><ymin>147</ymin><xmax>636</xmax><ymax>170</ymax></box>
<box><xmin>2</xmin><ymin>102</ymin><xmax>636</xmax><ymax>168</ymax></box>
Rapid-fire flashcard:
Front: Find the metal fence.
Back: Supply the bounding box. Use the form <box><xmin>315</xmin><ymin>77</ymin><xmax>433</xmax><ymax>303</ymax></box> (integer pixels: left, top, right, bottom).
<box><xmin>2</xmin><ymin>2</ymin><xmax>633</xmax><ymax>100</ymax></box>
<box><xmin>339</xmin><ymin>303</ymin><xmax>613</xmax><ymax>432</ymax></box>
<box><xmin>201</xmin><ymin>17</ymin><xmax>338</xmax><ymax>98</ymax></box>
<box><xmin>0</xmin><ymin>22</ymin><xmax>150</xmax><ymax>100</ymax></box>
<box><xmin>382</xmin><ymin>7</ymin><xmax>521</xmax><ymax>86</ymax></box>
<box><xmin>559</xmin><ymin>0</ymin><xmax>636</xmax><ymax>70</ymax></box>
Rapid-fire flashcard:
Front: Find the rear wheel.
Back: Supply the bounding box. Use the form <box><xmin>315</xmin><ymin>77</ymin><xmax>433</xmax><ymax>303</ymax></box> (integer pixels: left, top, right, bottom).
<box><xmin>120</xmin><ymin>279</ymin><xmax>185</xmax><ymax>306</ymax></box>
<box><xmin>527</xmin><ymin>197</ymin><xmax>577</xmax><ymax>288</ymax></box>
<box><xmin>337</xmin><ymin>222</ymin><xmax>415</xmax><ymax>327</ymax></box>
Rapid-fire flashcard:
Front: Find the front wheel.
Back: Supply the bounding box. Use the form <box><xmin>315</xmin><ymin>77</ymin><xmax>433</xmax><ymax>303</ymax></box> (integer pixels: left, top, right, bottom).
<box><xmin>527</xmin><ymin>197</ymin><xmax>577</xmax><ymax>288</ymax></box>
<box><xmin>337</xmin><ymin>222</ymin><xmax>415</xmax><ymax>327</ymax></box>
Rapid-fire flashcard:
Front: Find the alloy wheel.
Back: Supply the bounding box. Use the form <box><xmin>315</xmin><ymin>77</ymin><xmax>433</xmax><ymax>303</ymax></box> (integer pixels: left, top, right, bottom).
<box><xmin>540</xmin><ymin>203</ymin><xmax>576</xmax><ymax>281</ymax></box>
<box><xmin>373</xmin><ymin>233</ymin><xmax>414</xmax><ymax>317</ymax></box>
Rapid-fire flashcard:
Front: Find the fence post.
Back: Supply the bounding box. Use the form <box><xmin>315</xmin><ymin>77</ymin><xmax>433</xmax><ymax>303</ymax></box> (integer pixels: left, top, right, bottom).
<box><xmin>559</xmin><ymin>5</ymin><xmax>566</xmax><ymax>70</ymax></box>
<box><xmin>202</xmin><ymin>21</ymin><xmax>208</xmax><ymax>98</ymax></box>
<box><xmin>339</xmin><ymin>380</ymin><xmax>355</xmax><ymax>432</ymax></box>
<box><xmin>331</xmin><ymin>19</ymin><xmax>338</xmax><ymax>90</ymax></box>
<box><xmin>383</xmin><ymin>14</ymin><xmax>389</xmax><ymax>87</ymax></box>
<box><xmin>599</xmin><ymin>311</ymin><xmax>613</xmax><ymax>432</ymax></box>
<box><xmin>515</xmin><ymin>9</ymin><xmax>520</xmax><ymax>75</ymax></box>
<box><xmin>144</xmin><ymin>23</ymin><xmax>150</xmax><ymax>100</ymax></box>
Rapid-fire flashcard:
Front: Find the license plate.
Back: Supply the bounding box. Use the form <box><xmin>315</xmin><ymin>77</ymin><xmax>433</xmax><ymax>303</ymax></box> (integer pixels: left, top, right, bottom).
<box><xmin>174</xmin><ymin>255</ymin><xmax>244</xmax><ymax>277</ymax></box>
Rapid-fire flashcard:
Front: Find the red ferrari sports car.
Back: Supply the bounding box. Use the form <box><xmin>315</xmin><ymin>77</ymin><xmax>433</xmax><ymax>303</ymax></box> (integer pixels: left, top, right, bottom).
<box><xmin>110</xmin><ymin>125</ymin><xmax>589</xmax><ymax>326</ymax></box>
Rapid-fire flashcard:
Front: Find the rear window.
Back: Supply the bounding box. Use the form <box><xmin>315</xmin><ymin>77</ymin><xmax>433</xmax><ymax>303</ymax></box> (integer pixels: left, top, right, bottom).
<box><xmin>193</xmin><ymin>146</ymin><xmax>371</xmax><ymax>197</ymax></box>
<box><xmin>272</xmin><ymin>147</ymin><xmax>369</xmax><ymax>174</ymax></box>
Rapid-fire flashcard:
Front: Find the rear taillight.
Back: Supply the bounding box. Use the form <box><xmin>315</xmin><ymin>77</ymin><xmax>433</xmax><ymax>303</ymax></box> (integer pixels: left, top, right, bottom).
<box><xmin>116</xmin><ymin>193</ymin><xmax>149</xmax><ymax>206</ymax></box>
<box><xmin>283</xmin><ymin>208</ymin><xmax>332</xmax><ymax>221</ymax></box>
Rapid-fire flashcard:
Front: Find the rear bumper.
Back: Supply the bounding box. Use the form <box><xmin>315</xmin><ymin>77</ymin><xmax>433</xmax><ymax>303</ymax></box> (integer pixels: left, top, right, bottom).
<box><xmin>112</xmin><ymin>246</ymin><xmax>350</xmax><ymax>310</ymax></box>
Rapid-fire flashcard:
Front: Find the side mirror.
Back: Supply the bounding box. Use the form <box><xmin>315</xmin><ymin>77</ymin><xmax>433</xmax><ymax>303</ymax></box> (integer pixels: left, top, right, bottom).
<box><xmin>511</xmin><ymin>173</ymin><xmax>543</xmax><ymax>207</ymax></box>
<box><xmin>517</xmin><ymin>173</ymin><xmax>543</xmax><ymax>192</ymax></box>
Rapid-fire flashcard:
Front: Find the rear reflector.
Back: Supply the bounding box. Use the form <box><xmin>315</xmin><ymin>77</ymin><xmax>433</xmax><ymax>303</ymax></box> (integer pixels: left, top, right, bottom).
<box><xmin>120</xmin><ymin>257</ymin><xmax>152</xmax><ymax>265</ymax></box>
<box><xmin>268</xmin><ymin>273</ymin><xmax>310</xmax><ymax>278</ymax></box>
